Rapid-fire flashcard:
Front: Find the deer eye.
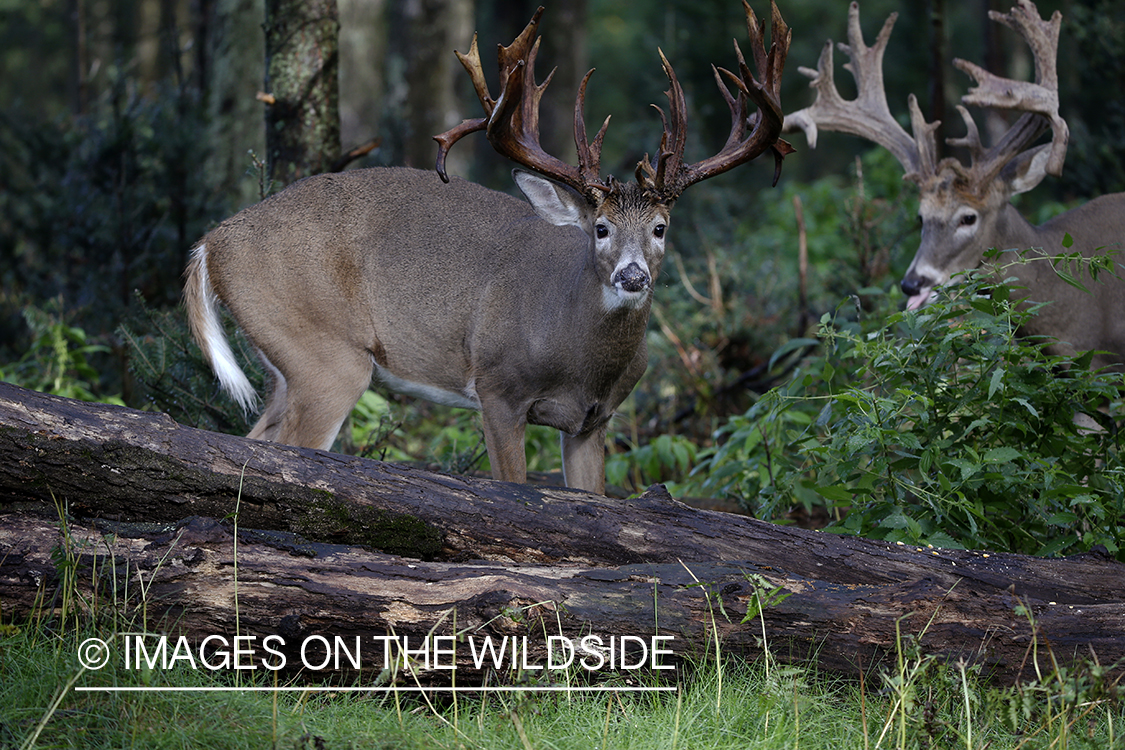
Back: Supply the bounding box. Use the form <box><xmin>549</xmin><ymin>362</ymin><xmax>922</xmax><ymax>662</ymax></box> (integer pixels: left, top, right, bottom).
<box><xmin>595</xmin><ymin>223</ymin><xmax>609</xmax><ymax>239</ymax></box>
<box><xmin>653</xmin><ymin>223</ymin><xmax>666</xmax><ymax>239</ymax></box>
<box><xmin>959</xmin><ymin>213</ymin><xmax>978</xmax><ymax>227</ymax></box>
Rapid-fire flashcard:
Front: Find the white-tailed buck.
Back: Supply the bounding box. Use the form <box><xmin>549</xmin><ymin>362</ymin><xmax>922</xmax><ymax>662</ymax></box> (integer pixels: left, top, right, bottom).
<box><xmin>185</xmin><ymin>3</ymin><xmax>792</xmax><ymax>493</ymax></box>
<box><xmin>784</xmin><ymin>0</ymin><xmax>1125</xmax><ymax>369</ymax></box>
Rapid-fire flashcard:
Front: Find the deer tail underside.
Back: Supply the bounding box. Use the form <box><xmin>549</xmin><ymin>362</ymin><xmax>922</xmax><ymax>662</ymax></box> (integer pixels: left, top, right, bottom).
<box><xmin>184</xmin><ymin>243</ymin><xmax>258</xmax><ymax>415</ymax></box>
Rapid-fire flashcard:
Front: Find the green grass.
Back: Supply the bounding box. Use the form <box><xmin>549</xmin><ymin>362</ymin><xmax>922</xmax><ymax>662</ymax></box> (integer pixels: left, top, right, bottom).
<box><xmin>2</xmin><ymin>619</ymin><xmax>1121</xmax><ymax>749</ymax></box>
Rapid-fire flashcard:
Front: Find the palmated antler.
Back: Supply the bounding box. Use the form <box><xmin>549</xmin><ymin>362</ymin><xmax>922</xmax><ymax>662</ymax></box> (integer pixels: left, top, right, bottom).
<box><xmin>435</xmin><ymin>3</ymin><xmax>792</xmax><ymax>205</ymax></box>
<box><xmin>949</xmin><ymin>0</ymin><xmax>1068</xmax><ymax>184</ymax></box>
<box><xmin>638</xmin><ymin>0</ymin><xmax>794</xmax><ymax>200</ymax></box>
<box><xmin>783</xmin><ymin>0</ymin><xmax>1069</xmax><ymax>190</ymax></box>
<box><xmin>782</xmin><ymin>2</ymin><xmax>939</xmax><ymax>183</ymax></box>
<box><xmin>434</xmin><ymin>7</ymin><xmax>611</xmax><ymax>203</ymax></box>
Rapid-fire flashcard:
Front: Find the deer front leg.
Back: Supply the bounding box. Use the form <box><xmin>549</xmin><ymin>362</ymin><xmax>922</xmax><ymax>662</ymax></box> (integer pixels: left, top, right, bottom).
<box><xmin>479</xmin><ymin>397</ymin><xmax>528</xmax><ymax>484</ymax></box>
<box><xmin>561</xmin><ymin>424</ymin><xmax>608</xmax><ymax>495</ymax></box>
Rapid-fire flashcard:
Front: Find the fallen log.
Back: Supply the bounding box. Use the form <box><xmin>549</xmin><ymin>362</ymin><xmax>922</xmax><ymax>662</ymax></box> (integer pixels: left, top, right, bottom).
<box><xmin>1</xmin><ymin>382</ymin><xmax>1123</xmax><ymax>683</ymax></box>
<box><xmin>3</xmin><ymin>511</ymin><xmax>1122</xmax><ymax>685</ymax></box>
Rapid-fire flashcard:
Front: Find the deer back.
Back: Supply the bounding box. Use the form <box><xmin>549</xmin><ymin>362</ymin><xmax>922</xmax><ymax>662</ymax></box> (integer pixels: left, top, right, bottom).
<box><xmin>1000</xmin><ymin>194</ymin><xmax>1125</xmax><ymax>368</ymax></box>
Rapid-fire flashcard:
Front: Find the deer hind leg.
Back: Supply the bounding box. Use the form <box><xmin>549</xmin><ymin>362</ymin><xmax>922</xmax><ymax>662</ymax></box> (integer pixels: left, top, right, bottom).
<box><xmin>247</xmin><ymin>354</ymin><xmax>288</xmax><ymax>442</ymax></box>
<box><xmin>479</xmin><ymin>395</ymin><xmax>528</xmax><ymax>484</ymax></box>
<box><xmin>255</xmin><ymin>343</ymin><xmax>374</xmax><ymax>452</ymax></box>
<box><xmin>561</xmin><ymin>424</ymin><xmax>608</xmax><ymax>495</ymax></box>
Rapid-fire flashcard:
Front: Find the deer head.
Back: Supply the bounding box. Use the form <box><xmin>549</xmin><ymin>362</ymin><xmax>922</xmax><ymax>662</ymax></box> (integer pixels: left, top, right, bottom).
<box><xmin>783</xmin><ymin>0</ymin><xmax>1069</xmax><ymax>310</ymax></box>
<box><xmin>434</xmin><ymin>2</ymin><xmax>793</xmax><ymax>307</ymax></box>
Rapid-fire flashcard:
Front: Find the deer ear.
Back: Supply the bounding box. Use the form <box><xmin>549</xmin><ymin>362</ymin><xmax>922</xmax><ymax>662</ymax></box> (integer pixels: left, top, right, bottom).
<box><xmin>513</xmin><ymin>170</ymin><xmax>588</xmax><ymax>228</ymax></box>
<box><xmin>1002</xmin><ymin>144</ymin><xmax>1053</xmax><ymax>196</ymax></box>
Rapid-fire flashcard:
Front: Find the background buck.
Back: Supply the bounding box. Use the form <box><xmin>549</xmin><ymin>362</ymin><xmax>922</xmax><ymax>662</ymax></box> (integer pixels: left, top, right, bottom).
<box><xmin>184</xmin><ymin>3</ymin><xmax>792</xmax><ymax>494</ymax></box>
<box><xmin>784</xmin><ymin>0</ymin><xmax>1125</xmax><ymax>369</ymax></box>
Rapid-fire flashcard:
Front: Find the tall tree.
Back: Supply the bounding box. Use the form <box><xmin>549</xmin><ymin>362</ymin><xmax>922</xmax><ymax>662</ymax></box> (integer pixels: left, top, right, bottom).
<box><xmin>338</xmin><ymin>0</ymin><xmax>387</xmax><ymax>157</ymax></box>
<box><xmin>263</xmin><ymin>0</ymin><xmax>341</xmax><ymax>185</ymax></box>
<box><xmin>926</xmin><ymin>0</ymin><xmax>946</xmax><ymax>148</ymax></box>
<box><xmin>393</xmin><ymin>0</ymin><xmax>473</xmax><ymax>171</ymax></box>
<box><xmin>205</xmin><ymin>0</ymin><xmax>268</xmax><ymax>209</ymax></box>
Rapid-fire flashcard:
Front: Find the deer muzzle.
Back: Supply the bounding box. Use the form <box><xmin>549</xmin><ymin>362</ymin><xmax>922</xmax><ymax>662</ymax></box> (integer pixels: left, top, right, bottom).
<box><xmin>901</xmin><ymin>272</ymin><xmax>937</xmax><ymax>312</ymax></box>
<box><xmin>613</xmin><ymin>262</ymin><xmax>651</xmax><ymax>294</ymax></box>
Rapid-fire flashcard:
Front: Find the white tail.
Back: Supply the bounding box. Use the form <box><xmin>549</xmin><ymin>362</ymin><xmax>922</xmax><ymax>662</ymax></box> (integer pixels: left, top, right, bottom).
<box><xmin>184</xmin><ymin>4</ymin><xmax>792</xmax><ymax>493</ymax></box>
<box><xmin>784</xmin><ymin>0</ymin><xmax>1125</xmax><ymax>369</ymax></box>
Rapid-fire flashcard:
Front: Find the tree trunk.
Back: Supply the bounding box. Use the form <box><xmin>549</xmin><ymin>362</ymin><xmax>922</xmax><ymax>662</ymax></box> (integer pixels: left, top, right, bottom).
<box><xmin>337</xmin><ymin>0</ymin><xmax>387</xmax><ymax>159</ymax></box>
<box><xmin>926</xmin><ymin>0</ymin><xmax>946</xmax><ymax>147</ymax></box>
<box><xmin>205</xmin><ymin>0</ymin><xmax>268</xmax><ymax>209</ymax></box>
<box><xmin>1</xmin><ymin>382</ymin><xmax>1123</xmax><ymax>684</ymax></box>
<box><xmin>263</xmin><ymin>0</ymin><xmax>341</xmax><ymax>185</ymax></box>
<box><xmin>392</xmin><ymin>0</ymin><xmax>473</xmax><ymax>172</ymax></box>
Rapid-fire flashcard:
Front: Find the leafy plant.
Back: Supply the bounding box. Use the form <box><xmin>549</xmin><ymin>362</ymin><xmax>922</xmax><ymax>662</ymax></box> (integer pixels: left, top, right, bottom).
<box><xmin>0</xmin><ymin>301</ymin><xmax>120</xmax><ymax>403</ymax></box>
<box><xmin>119</xmin><ymin>295</ymin><xmax>259</xmax><ymax>435</ymax></box>
<box><xmin>687</xmin><ymin>252</ymin><xmax>1125</xmax><ymax>558</ymax></box>
<box><xmin>607</xmin><ymin>433</ymin><xmax>700</xmax><ymax>493</ymax></box>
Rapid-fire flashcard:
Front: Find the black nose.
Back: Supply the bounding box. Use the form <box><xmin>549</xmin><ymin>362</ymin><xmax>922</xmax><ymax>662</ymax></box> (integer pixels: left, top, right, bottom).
<box><xmin>901</xmin><ymin>272</ymin><xmax>926</xmax><ymax>297</ymax></box>
<box><xmin>614</xmin><ymin>262</ymin><xmax>650</xmax><ymax>293</ymax></box>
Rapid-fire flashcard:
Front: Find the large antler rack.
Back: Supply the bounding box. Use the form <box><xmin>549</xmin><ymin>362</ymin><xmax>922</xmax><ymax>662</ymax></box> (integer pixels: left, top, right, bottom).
<box><xmin>638</xmin><ymin>0</ymin><xmax>794</xmax><ymax>201</ymax></box>
<box><xmin>782</xmin><ymin>0</ymin><xmax>1068</xmax><ymax>190</ymax></box>
<box><xmin>434</xmin><ymin>7</ymin><xmax>611</xmax><ymax>204</ymax></box>
<box><xmin>782</xmin><ymin>2</ymin><xmax>938</xmax><ymax>183</ymax></box>
<box><xmin>948</xmin><ymin>0</ymin><xmax>1068</xmax><ymax>185</ymax></box>
<box><xmin>435</xmin><ymin>2</ymin><xmax>793</xmax><ymax>206</ymax></box>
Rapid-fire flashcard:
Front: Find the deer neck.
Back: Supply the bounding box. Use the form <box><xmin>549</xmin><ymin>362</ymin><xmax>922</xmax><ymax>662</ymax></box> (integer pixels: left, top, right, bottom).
<box><xmin>991</xmin><ymin>202</ymin><xmax>1065</xmax><ymax>287</ymax></box>
<box><xmin>994</xmin><ymin>202</ymin><xmax>1040</xmax><ymax>250</ymax></box>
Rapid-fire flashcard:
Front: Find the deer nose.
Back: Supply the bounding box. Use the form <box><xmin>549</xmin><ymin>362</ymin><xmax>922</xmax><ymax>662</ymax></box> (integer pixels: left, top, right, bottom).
<box><xmin>613</xmin><ymin>262</ymin><xmax>650</xmax><ymax>293</ymax></box>
<box><xmin>901</xmin><ymin>272</ymin><xmax>927</xmax><ymax>298</ymax></box>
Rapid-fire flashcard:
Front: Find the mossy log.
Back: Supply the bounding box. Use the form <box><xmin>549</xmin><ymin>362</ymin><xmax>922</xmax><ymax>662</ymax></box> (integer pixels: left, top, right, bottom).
<box><xmin>1</xmin><ymin>382</ymin><xmax>1123</xmax><ymax>684</ymax></box>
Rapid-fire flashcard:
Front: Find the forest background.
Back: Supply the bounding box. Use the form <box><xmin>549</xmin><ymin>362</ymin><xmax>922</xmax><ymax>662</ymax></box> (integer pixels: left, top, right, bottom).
<box><xmin>2</xmin><ymin>0</ymin><xmax>1125</xmax><ymax>557</ymax></box>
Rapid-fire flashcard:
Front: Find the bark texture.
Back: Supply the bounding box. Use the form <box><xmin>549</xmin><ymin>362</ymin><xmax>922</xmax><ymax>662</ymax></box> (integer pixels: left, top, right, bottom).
<box><xmin>263</xmin><ymin>0</ymin><xmax>340</xmax><ymax>185</ymax></box>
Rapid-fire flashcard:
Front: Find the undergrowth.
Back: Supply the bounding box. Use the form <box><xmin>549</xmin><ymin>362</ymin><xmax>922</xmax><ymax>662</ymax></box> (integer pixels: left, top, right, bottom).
<box><xmin>679</xmin><ymin>251</ymin><xmax>1125</xmax><ymax>558</ymax></box>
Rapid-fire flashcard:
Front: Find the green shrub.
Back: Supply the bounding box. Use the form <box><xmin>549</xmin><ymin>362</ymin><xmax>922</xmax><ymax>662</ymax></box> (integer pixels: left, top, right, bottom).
<box><xmin>1</xmin><ymin>301</ymin><xmax>121</xmax><ymax>404</ymax></box>
<box><xmin>119</xmin><ymin>296</ymin><xmax>259</xmax><ymax>435</ymax></box>
<box><xmin>687</xmin><ymin>251</ymin><xmax>1125</xmax><ymax>558</ymax></box>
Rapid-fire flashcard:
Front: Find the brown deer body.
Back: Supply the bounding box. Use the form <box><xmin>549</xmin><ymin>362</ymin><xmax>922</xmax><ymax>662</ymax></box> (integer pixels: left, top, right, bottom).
<box><xmin>784</xmin><ymin>0</ymin><xmax>1125</xmax><ymax>369</ymax></box>
<box><xmin>185</xmin><ymin>3</ymin><xmax>792</xmax><ymax>493</ymax></box>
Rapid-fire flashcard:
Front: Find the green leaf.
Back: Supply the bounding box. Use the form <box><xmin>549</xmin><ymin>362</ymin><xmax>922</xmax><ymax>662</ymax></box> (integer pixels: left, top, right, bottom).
<box><xmin>988</xmin><ymin>368</ymin><xmax>1005</xmax><ymax>399</ymax></box>
<box><xmin>768</xmin><ymin>337</ymin><xmax>819</xmax><ymax>371</ymax></box>
<box><xmin>1046</xmin><ymin>511</ymin><xmax>1079</xmax><ymax>526</ymax></box>
<box><xmin>1012</xmin><ymin>397</ymin><xmax>1039</xmax><ymax>419</ymax></box>
<box><xmin>925</xmin><ymin>531</ymin><xmax>964</xmax><ymax>550</ymax></box>
<box><xmin>1061</xmin><ymin>232</ymin><xmax>1074</xmax><ymax>249</ymax></box>
<box><xmin>947</xmin><ymin>458</ymin><xmax>980</xmax><ymax>482</ymax></box>
<box><xmin>813</xmin><ymin>484</ymin><xmax>853</xmax><ymax>502</ymax></box>
<box><xmin>983</xmin><ymin>447</ymin><xmax>1022</xmax><ymax>464</ymax></box>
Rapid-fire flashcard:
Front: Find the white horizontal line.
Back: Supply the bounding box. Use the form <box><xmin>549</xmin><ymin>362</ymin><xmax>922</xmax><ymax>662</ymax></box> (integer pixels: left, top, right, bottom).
<box><xmin>76</xmin><ymin>685</ymin><xmax>677</xmax><ymax>693</ymax></box>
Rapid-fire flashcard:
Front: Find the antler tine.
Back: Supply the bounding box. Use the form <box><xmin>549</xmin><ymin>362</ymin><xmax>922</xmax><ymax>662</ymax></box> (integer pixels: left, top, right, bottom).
<box><xmin>434</xmin><ymin>32</ymin><xmax>489</xmax><ymax>183</ymax></box>
<box><xmin>574</xmin><ymin>70</ymin><xmax>612</xmax><ymax>191</ymax></box>
<box><xmin>906</xmin><ymin>94</ymin><xmax>940</xmax><ymax>179</ymax></box>
<box><xmin>951</xmin><ymin>0</ymin><xmax>1068</xmax><ymax>180</ymax></box>
<box><xmin>640</xmin><ymin>0</ymin><xmax>792</xmax><ymax>201</ymax></box>
<box><xmin>783</xmin><ymin>2</ymin><xmax>940</xmax><ymax>183</ymax></box>
<box><xmin>434</xmin><ymin>7</ymin><xmax>610</xmax><ymax>200</ymax></box>
<box><xmin>946</xmin><ymin>104</ymin><xmax>986</xmax><ymax>163</ymax></box>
